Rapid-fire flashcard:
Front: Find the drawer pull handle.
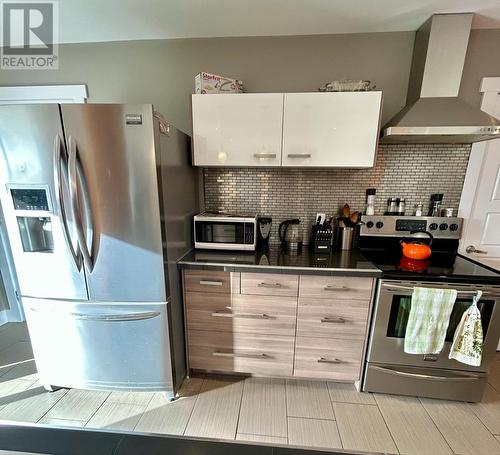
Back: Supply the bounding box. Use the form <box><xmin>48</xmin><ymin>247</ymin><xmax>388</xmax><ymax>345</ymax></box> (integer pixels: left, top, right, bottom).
<box><xmin>321</xmin><ymin>316</ymin><xmax>346</xmax><ymax>324</ymax></box>
<box><xmin>324</xmin><ymin>285</ymin><xmax>349</xmax><ymax>291</ymax></box>
<box><xmin>254</xmin><ymin>153</ymin><xmax>277</xmax><ymax>159</ymax></box>
<box><xmin>318</xmin><ymin>357</ymin><xmax>344</xmax><ymax>364</ymax></box>
<box><xmin>258</xmin><ymin>282</ymin><xmax>283</xmax><ymax>288</ymax></box>
<box><xmin>288</xmin><ymin>153</ymin><xmax>312</xmax><ymax>159</ymax></box>
<box><xmin>211</xmin><ymin>311</ymin><xmax>271</xmax><ymax>320</ymax></box>
<box><xmin>212</xmin><ymin>351</ymin><xmax>269</xmax><ymax>359</ymax></box>
<box><xmin>199</xmin><ymin>280</ymin><xmax>223</xmax><ymax>286</ymax></box>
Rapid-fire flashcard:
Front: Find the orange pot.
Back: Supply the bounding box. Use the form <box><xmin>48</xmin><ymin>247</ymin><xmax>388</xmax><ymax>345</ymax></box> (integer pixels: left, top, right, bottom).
<box><xmin>400</xmin><ymin>230</ymin><xmax>433</xmax><ymax>260</ymax></box>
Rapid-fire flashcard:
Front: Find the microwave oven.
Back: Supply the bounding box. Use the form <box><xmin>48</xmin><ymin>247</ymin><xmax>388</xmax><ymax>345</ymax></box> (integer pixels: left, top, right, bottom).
<box><xmin>193</xmin><ymin>213</ymin><xmax>257</xmax><ymax>251</ymax></box>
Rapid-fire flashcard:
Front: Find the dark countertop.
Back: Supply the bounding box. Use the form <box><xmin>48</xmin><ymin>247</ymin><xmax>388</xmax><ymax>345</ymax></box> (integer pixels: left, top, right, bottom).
<box><xmin>178</xmin><ymin>248</ymin><xmax>382</xmax><ymax>277</ymax></box>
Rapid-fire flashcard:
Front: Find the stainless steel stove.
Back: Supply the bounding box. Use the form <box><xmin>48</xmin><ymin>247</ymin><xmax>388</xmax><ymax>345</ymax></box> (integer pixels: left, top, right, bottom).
<box><xmin>358</xmin><ymin>215</ymin><xmax>500</xmax><ymax>402</ymax></box>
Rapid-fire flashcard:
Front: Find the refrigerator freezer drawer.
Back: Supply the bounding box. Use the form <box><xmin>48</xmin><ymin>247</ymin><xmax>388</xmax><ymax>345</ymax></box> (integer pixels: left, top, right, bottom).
<box><xmin>23</xmin><ymin>297</ymin><xmax>173</xmax><ymax>393</ymax></box>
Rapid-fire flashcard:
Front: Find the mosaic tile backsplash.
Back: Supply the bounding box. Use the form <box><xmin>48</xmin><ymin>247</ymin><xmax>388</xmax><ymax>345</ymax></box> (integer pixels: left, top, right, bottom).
<box><xmin>203</xmin><ymin>144</ymin><xmax>471</xmax><ymax>245</ymax></box>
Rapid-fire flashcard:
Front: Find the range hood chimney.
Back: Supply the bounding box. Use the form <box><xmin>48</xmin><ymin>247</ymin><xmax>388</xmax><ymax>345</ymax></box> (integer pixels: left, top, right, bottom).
<box><xmin>381</xmin><ymin>13</ymin><xmax>500</xmax><ymax>144</ymax></box>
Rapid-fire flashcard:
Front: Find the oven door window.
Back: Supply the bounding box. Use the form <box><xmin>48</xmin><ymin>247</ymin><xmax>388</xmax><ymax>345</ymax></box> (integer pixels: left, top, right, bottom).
<box><xmin>196</xmin><ymin>221</ymin><xmax>245</xmax><ymax>244</ymax></box>
<box><xmin>387</xmin><ymin>295</ymin><xmax>494</xmax><ymax>341</ymax></box>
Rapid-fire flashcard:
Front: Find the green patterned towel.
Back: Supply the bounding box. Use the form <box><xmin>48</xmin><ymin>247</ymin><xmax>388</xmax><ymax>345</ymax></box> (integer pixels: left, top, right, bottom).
<box><xmin>449</xmin><ymin>291</ymin><xmax>484</xmax><ymax>366</ymax></box>
<box><xmin>404</xmin><ymin>287</ymin><xmax>458</xmax><ymax>355</ymax></box>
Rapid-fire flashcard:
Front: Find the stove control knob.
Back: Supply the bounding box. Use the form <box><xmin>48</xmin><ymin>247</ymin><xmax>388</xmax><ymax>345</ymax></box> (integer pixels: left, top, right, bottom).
<box><xmin>449</xmin><ymin>223</ymin><xmax>459</xmax><ymax>231</ymax></box>
<box><xmin>366</xmin><ymin>221</ymin><xmax>374</xmax><ymax>229</ymax></box>
<box><xmin>375</xmin><ymin>221</ymin><xmax>384</xmax><ymax>229</ymax></box>
<box><xmin>439</xmin><ymin>223</ymin><xmax>448</xmax><ymax>230</ymax></box>
<box><xmin>429</xmin><ymin>223</ymin><xmax>438</xmax><ymax>230</ymax></box>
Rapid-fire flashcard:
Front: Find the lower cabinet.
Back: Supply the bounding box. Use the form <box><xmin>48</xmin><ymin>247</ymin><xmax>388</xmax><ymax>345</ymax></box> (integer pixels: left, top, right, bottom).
<box><xmin>294</xmin><ymin>337</ymin><xmax>365</xmax><ymax>381</ymax></box>
<box><xmin>188</xmin><ymin>330</ymin><xmax>295</xmax><ymax>376</ymax></box>
<box><xmin>183</xmin><ymin>270</ymin><xmax>374</xmax><ymax>382</ymax></box>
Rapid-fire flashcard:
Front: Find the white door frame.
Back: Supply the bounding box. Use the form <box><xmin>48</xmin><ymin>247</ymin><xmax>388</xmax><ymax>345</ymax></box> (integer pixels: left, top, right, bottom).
<box><xmin>0</xmin><ymin>84</ymin><xmax>87</xmax><ymax>104</ymax></box>
<box><xmin>0</xmin><ymin>85</ymin><xmax>88</xmax><ymax>324</ymax></box>
<box><xmin>458</xmin><ymin>77</ymin><xmax>500</xmax><ymax>256</ymax></box>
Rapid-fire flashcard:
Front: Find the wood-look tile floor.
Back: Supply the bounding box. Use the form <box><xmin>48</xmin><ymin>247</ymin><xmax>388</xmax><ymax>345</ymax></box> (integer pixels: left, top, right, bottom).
<box><xmin>2</xmin><ymin>323</ymin><xmax>500</xmax><ymax>454</ymax></box>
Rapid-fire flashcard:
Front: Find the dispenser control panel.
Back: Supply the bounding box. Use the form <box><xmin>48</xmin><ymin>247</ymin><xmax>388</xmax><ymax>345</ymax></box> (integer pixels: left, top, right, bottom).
<box><xmin>10</xmin><ymin>187</ymin><xmax>51</xmax><ymax>211</ymax></box>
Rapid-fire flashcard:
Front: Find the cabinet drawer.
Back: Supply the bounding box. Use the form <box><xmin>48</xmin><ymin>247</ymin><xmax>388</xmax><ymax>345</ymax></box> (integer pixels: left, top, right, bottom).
<box><xmin>241</xmin><ymin>273</ymin><xmax>298</xmax><ymax>297</ymax></box>
<box><xmin>297</xmin><ymin>298</ymin><xmax>369</xmax><ymax>339</ymax></box>
<box><xmin>184</xmin><ymin>270</ymin><xmax>240</xmax><ymax>294</ymax></box>
<box><xmin>299</xmin><ymin>275</ymin><xmax>373</xmax><ymax>300</ymax></box>
<box><xmin>186</xmin><ymin>292</ymin><xmax>297</xmax><ymax>336</ymax></box>
<box><xmin>294</xmin><ymin>337</ymin><xmax>364</xmax><ymax>381</ymax></box>
<box><xmin>188</xmin><ymin>330</ymin><xmax>294</xmax><ymax>376</ymax></box>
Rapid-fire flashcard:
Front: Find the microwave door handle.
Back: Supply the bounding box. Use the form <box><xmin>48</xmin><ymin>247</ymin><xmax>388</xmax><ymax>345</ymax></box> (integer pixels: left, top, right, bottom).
<box><xmin>68</xmin><ymin>136</ymin><xmax>94</xmax><ymax>272</ymax></box>
<box><xmin>53</xmin><ymin>134</ymin><xmax>82</xmax><ymax>271</ymax></box>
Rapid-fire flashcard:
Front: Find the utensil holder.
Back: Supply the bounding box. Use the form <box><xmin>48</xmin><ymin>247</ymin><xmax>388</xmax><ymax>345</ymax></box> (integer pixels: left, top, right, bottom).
<box><xmin>339</xmin><ymin>227</ymin><xmax>354</xmax><ymax>251</ymax></box>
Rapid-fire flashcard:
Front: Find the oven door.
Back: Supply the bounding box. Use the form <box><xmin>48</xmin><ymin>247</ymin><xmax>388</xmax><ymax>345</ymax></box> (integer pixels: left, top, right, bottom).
<box><xmin>194</xmin><ymin>219</ymin><xmax>255</xmax><ymax>250</ymax></box>
<box><xmin>367</xmin><ymin>280</ymin><xmax>500</xmax><ymax>372</ymax></box>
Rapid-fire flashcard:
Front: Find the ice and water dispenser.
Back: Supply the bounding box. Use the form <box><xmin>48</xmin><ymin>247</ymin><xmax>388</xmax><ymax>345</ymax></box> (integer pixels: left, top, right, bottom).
<box><xmin>10</xmin><ymin>187</ymin><xmax>54</xmax><ymax>253</ymax></box>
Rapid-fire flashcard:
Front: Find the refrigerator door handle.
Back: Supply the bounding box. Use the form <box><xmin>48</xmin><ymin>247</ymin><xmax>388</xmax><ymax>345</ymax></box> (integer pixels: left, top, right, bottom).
<box><xmin>69</xmin><ymin>311</ymin><xmax>161</xmax><ymax>322</ymax></box>
<box><xmin>27</xmin><ymin>305</ymin><xmax>161</xmax><ymax>322</ymax></box>
<box><xmin>53</xmin><ymin>134</ymin><xmax>82</xmax><ymax>271</ymax></box>
<box><xmin>68</xmin><ymin>136</ymin><xmax>94</xmax><ymax>272</ymax></box>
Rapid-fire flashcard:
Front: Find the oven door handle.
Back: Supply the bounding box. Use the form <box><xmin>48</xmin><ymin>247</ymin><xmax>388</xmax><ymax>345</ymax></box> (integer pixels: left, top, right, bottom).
<box><xmin>382</xmin><ymin>283</ymin><xmax>500</xmax><ymax>298</ymax></box>
<box><xmin>371</xmin><ymin>365</ymin><xmax>482</xmax><ymax>381</ymax></box>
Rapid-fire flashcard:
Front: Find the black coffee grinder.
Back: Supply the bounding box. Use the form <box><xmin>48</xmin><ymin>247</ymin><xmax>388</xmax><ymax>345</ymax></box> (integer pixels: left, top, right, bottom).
<box><xmin>257</xmin><ymin>217</ymin><xmax>272</xmax><ymax>250</ymax></box>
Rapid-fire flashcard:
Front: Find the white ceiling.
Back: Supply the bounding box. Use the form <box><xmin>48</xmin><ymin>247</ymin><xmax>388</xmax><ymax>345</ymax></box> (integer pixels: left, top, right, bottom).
<box><xmin>59</xmin><ymin>0</ymin><xmax>500</xmax><ymax>44</ymax></box>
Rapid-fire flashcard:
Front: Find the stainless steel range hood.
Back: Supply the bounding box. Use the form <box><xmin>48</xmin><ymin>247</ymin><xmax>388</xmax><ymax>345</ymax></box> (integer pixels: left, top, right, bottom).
<box><xmin>381</xmin><ymin>13</ymin><xmax>500</xmax><ymax>144</ymax></box>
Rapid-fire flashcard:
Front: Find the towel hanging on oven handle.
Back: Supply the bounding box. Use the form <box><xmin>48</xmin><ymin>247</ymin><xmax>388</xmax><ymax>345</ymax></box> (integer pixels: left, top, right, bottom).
<box><xmin>449</xmin><ymin>291</ymin><xmax>484</xmax><ymax>367</ymax></box>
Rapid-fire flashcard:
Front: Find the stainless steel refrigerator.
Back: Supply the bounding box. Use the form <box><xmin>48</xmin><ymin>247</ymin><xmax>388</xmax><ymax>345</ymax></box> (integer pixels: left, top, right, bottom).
<box><xmin>0</xmin><ymin>104</ymin><xmax>198</xmax><ymax>397</ymax></box>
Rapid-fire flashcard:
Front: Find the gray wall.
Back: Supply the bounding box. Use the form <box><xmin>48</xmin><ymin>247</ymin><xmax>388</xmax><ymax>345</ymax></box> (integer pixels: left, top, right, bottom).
<box><xmin>0</xmin><ymin>32</ymin><xmax>414</xmax><ymax>133</ymax></box>
<box><xmin>1</xmin><ymin>29</ymin><xmax>498</xmax><ymax>133</ymax></box>
<box><xmin>459</xmin><ymin>29</ymin><xmax>500</xmax><ymax>108</ymax></box>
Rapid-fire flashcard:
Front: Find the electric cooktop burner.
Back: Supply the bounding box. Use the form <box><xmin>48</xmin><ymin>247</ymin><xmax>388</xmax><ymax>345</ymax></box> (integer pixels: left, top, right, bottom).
<box><xmin>361</xmin><ymin>250</ymin><xmax>500</xmax><ymax>284</ymax></box>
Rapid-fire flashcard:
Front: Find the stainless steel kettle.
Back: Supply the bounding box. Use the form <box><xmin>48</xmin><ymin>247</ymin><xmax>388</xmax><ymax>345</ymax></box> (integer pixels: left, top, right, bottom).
<box><xmin>278</xmin><ymin>219</ymin><xmax>303</xmax><ymax>252</ymax></box>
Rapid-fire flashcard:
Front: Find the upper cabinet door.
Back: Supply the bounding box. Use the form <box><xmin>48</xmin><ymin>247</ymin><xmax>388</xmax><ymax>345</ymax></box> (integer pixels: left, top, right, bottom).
<box><xmin>282</xmin><ymin>92</ymin><xmax>382</xmax><ymax>167</ymax></box>
<box><xmin>192</xmin><ymin>94</ymin><xmax>284</xmax><ymax>167</ymax></box>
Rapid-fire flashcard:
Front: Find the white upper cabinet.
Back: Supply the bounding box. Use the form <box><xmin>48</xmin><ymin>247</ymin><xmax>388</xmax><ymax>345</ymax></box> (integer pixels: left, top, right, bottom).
<box><xmin>192</xmin><ymin>93</ymin><xmax>284</xmax><ymax>167</ymax></box>
<box><xmin>191</xmin><ymin>92</ymin><xmax>383</xmax><ymax>167</ymax></box>
<box><xmin>282</xmin><ymin>92</ymin><xmax>382</xmax><ymax>167</ymax></box>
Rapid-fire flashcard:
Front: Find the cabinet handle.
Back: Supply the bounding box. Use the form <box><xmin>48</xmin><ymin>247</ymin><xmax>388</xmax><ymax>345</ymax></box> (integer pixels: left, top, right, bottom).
<box><xmin>317</xmin><ymin>357</ymin><xmax>344</xmax><ymax>364</ymax></box>
<box><xmin>213</xmin><ymin>351</ymin><xmax>269</xmax><ymax>359</ymax></box>
<box><xmin>324</xmin><ymin>285</ymin><xmax>349</xmax><ymax>291</ymax></box>
<box><xmin>288</xmin><ymin>153</ymin><xmax>311</xmax><ymax>158</ymax></box>
<box><xmin>320</xmin><ymin>316</ymin><xmax>346</xmax><ymax>324</ymax></box>
<box><xmin>254</xmin><ymin>153</ymin><xmax>277</xmax><ymax>159</ymax></box>
<box><xmin>211</xmin><ymin>311</ymin><xmax>271</xmax><ymax>319</ymax></box>
<box><xmin>258</xmin><ymin>282</ymin><xmax>282</xmax><ymax>288</ymax></box>
<box><xmin>199</xmin><ymin>280</ymin><xmax>223</xmax><ymax>286</ymax></box>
